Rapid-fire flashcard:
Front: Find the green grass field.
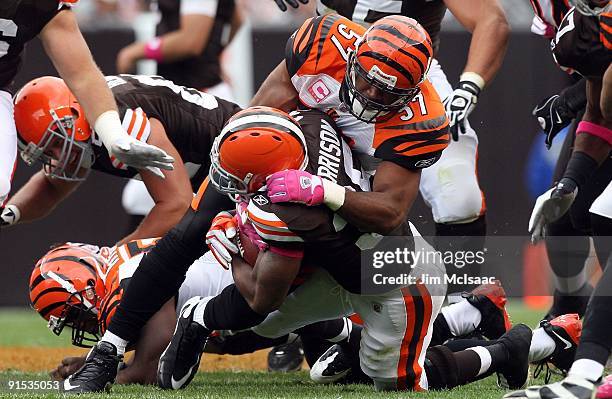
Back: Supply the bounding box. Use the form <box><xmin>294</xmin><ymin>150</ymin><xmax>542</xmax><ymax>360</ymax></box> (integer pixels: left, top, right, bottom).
<box><xmin>0</xmin><ymin>302</ymin><xmax>555</xmax><ymax>398</ymax></box>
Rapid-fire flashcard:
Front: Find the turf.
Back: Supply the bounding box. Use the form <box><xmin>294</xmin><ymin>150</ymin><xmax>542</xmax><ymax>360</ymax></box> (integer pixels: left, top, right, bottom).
<box><xmin>0</xmin><ymin>302</ymin><xmax>555</xmax><ymax>398</ymax></box>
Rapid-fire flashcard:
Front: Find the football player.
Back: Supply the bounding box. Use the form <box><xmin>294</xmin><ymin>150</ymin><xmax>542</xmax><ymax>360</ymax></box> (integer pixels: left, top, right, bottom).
<box><xmin>0</xmin><ymin>0</ymin><xmax>174</xmax><ymax>210</ymax></box>
<box><xmin>266</xmin><ymin>0</ymin><xmax>509</xmax><ymax>292</ymax></box>
<box><xmin>159</xmin><ymin>107</ymin><xmax>575</xmax><ymax>393</ymax></box>
<box><xmin>31</xmin><ymin>241</ymin><xmax>357</xmax><ymax>385</ymax></box>
<box><xmin>508</xmin><ymin>1</ymin><xmax>612</xmax><ymax>398</ymax></box>
<box><xmin>528</xmin><ymin>0</ymin><xmax>611</xmax><ymax>320</ymax></box>
<box><xmin>2</xmin><ymin>74</ymin><xmax>240</xmax><ymax>242</ymax></box>
<box><xmin>117</xmin><ymin>0</ymin><xmax>243</xmax><ymax>235</ymax></box>
<box><xmin>58</xmin><ymin>16</ymin><xmax>452</xmax><ymax>393</ymax></box>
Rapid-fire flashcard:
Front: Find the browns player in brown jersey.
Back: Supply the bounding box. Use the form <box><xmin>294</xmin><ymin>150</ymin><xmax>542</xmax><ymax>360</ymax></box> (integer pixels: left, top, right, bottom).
<box><xmin>4</xmin><ymin>74</ymin><xmax>240</xmax><ymax>243</ymax></box>
<box><xmin>0</xmin><ymin>0</ymin><xmax>174</xmax><ymax>217</ymax></box>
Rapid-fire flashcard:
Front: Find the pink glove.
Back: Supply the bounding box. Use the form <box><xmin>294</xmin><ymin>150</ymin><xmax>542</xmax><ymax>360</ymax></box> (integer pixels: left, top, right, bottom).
<box><xmin>266</xmin><ymin>170</ymin><xmax>324</xmax><ymax>206</ymax></box>
<box><xmin>236</xmin><ymin>202</ymin><xmax>269</xmax><ymax>252</ymax></box>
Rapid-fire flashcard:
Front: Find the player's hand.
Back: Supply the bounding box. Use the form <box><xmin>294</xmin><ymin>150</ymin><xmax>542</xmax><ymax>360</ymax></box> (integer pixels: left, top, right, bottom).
<box><xmin>528</xmin><ymin>178</ymin><xmax>578</xmax><ymax>243</ymax></box>
<box><xmin>109</xmin><ymin>136</ymin><xmax>175</xmax><ymax>179</ymax></box>
<box><xmin>273</xmin><ymin>0</ymin><xmax>308</xmax><ymax>11</ymax></box>
<box><xmin>49</xmin><ymin>356</ymin><xmax>85</xmax><ymax>381</ymax></box>
<box><xmin>0</xmin><ymin>205</ymin><xmax>20</xmax><ymax>228</ymax></box>
<box><xmin>532</xmin><ymin>94</ymin><xmax>573</xmax><ymax>149</ymax></box>
<box><xmin>206</xmin><ymin>211</ymin><xmax>239</xmax><ymax>269</ymax></box>
<box><xmin>444</xmin><ymin>81</ymin><xmax>481</xmax><ymax>141</ymax></box>
<box><xmin>266</xmin><ymin>170</ymin><xmax>324</xmax><ymax>206</ymax></box>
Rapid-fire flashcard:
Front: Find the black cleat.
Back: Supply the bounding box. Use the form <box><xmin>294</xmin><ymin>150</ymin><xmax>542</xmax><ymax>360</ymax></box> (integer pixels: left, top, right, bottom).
<box><xmin>157</xmin><ymin>297</ymin><xmax>209</xmax><ymax>390</ymax></box>
<box><xmin>463</xmin><ymin>280</ymin><xmax>512</xmax><ymax>340</ymax></box>
<box><xmin>497</xmin><ymin>324</ymin><xmax>533</xmax><ymax>390</ymax></box>
<box><xmin>310</xmin><ymin>344</ymin><xmax>351</xmax><ymax>384</ymax></box>
<box><xmin>60</xmin><ymin>341</ymin><xmax>122</xmax><ymax>393</ymax></box>
<box><xmin>543</xmin><ymin>287</ymin><xmax>592</xmax><ymax>321</ymax></box>
<box><xmin>268</xmin><ymin>339</ymin><xmax>304</xmax><ymax>372</ymax></box>
<box><xmin>504</xmin><ymin>375</ymin><xmax>596</xmax><ymax>399</ymax></box>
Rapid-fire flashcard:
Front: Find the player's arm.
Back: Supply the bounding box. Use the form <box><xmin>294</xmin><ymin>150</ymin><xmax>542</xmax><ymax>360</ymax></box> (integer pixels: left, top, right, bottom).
<box><xmin>115</xmin><ymin>299</ymin><xmax>176</xmax><ymax>385</ymax></box>
<box><xmin>445</xmin><ymin>0</ymin><xmax>510</xmax><ymax>84</ymax></box>
<box><xmin>339</xmin><ymin>162</ymin><xmax>421</xmax><ymax>234</ymax></box>
<box><xmin>39</xmin><ymin>10</ymin><xmax>174</xmax><ymax>175</ymax></box>
<box><xmin>2</xmin><ymin>170</ymin><xmax>80</xmax><ymax>226</ymax></box>
<box><xmin>117</xmin><ymin>6</ymin><xmax>216</xmax><ymax>73</ymax></box>
<box><xmin>249</xmin><ymin>60</ymin><xmax>300</xmax><ymax>111</ymax></box>
<box><xmin>118</xmin><ymin>119</ymin><xmax>192</xmax><ymax>244</ymax></box>
<box><xmin>267</xmin><ymin>160</ymin><xmax>421</xmax><ymax>235</ymax></box>
<box><xmin>231</xmin><ymin>249</ymin><xmax>301</xmax><ymax>314</ymax></box>
<box><xmin>601</xmin><ymin>63</ymin><xmax>612</xmax><ymax>122</ymax></box>
<box><xmin>529</xmin><ymin>75</ymin><xmax>611</xmax><ymax>241</ymax></box>
<box><xmin>443</xmin><ymin>0</ymin><xmax>509</xmax><ymax>137</ymax></box>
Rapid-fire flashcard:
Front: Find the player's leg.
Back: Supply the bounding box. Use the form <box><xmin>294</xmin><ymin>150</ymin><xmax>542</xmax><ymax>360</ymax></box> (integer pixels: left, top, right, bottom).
<box><xmin>431</xmin><ymin>280</ymin><xmax>511</xmax><ymax>346</ymax></box>
<box><xmin>0</xmin><ymin>90</ymin><xmax>17</xmax><ymax>205</ymax></box>
<box><xmin>505</xmin><ymin>264</ymin><xmax>612</xmax><ymax>399</ymax></box>
<box><xmin>349</xmin><ymin>281</ymin><xmax>445</xmax><ymax>391</ymax></box>
<box><xmin>61</xmin><ymin>180</ymin><xmax>233</xmax><ymax>393</ymax></box>
<box><xmin>421</xmin><ymin>60</ymin><xmax>486</xmax><ymax>293</ymax></box>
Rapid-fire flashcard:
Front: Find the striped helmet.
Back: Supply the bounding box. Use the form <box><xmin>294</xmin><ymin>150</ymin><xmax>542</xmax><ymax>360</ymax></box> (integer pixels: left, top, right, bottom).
<box><xmin>340</xmin><ymin>16</ymin><xmax>433</xmax><ymax>123</ymax></box>
<box><xmin>29</xmin><ymin>243</ymin><xmax>107</xmax><ymax>347</ymax></box>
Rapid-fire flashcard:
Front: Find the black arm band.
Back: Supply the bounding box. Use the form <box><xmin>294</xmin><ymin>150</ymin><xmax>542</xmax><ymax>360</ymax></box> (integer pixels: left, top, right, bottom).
<box><xmin>562</xmin><ymin>151</ymin><xmax>598</xmax><ymax>188</ymax></box>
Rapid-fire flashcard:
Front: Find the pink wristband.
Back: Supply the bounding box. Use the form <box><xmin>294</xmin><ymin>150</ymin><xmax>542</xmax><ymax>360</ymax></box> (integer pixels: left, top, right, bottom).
<box><xmin>144</xmin><ymin>37</ymin><xmax>163</xmax><ymax>61</ymax></box>
<box><xmin>576</xmin><ymin>121</ymin><xmax>612</xmax><ymax>145</ymax></box>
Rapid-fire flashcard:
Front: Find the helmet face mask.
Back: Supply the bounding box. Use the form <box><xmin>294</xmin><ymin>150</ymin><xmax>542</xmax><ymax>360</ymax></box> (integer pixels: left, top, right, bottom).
<box><xmin>19</xmin><ymin>108</ymin><xmax>94</xmax><ymax>182</ymax></box>
<box><xmin>48</xmin><ymin>288</ymin><xmax>100</xmax><ymax>348</ymax></box>
<box><xmin>14</xmin><ymin>77</ymin><xmax>94</xmax><ymax>182</ymax></box>
<box><xmin>339</xmin><ymin>17</ymin><xmax>433</xmax><ymax>124</ymax></box>
<box><xmin>30</xmin><ymin>243</ymin><xmax>106</xmax><ymax>348</ymax></box>
<box><xmin>570</xmin><ymin>0</ymin><xmax>611</xmax><ymax>16</ymax></box>
<box><xmin>209</xmin><ymin>140</ymin><xmax>252</xmax><ymax>202</ymax></box>
<box><xmin>341</xmin><ymin>51</ymin><xmax>421</xmax><ymax>123</ymax></box>
<box><xmin>209</xmin><ymin>107</ymin><xmax>309</xmax><ymax>200</ymax></box>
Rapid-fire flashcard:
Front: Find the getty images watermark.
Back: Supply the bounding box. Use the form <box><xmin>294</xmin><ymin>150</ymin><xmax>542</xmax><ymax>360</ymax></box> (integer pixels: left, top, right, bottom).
<box><xmin>370</xmin><ymin>245</ymin><xmax>492</xmax><ymax>287</ymax></box>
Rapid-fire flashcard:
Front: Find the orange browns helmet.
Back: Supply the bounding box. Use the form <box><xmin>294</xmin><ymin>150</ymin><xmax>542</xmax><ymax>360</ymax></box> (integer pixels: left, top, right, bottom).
<box><xmin>340</xmin><ymin>16</ymin><xmax>433</xmax><ymax>123</ymax></box>
<box><xmin>209</xmin><ymin>106</ymin><xmax>308</xmax><ymax>197</ymax></box>
<box><xmin>14</xmin><ymin>76</ymin><xmax>94</xmax><ymax>181</ymax></box>
<box><xmin>29</xmin><ymin>243</ymin><xmax>107</xmax><ymax>347</ymax></box>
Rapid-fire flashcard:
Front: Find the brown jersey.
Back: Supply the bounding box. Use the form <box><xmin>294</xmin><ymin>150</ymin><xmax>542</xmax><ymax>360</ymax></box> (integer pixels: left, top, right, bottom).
<box><xmin>156</xmin><ymin>0</ymin><xmax>235</xmax><ymax>89</ymax></box>
<box><xmin>316</xmin><ymin>0</ymin><xmax>446</xmax><ymax>53</ymax></box>
<box><xmin>552</xmin><ymin>8</ymin><xmax>612</xmax><ymax>78</ymax></box>
<box><xmin>91</xmin><ymin>74</ymin><xmax>241</xmax><ymax>189</ymax></box>
<box><xmin>0</xmin><ymin>0</ymin><xmax>73</xmax><ymax>90</ymax></box>
<box><xmin>286</xmin><ymin>14</ymin><xmax>449</xmax><ymax>171</ymax></box>
<box><xmin>243</xmin><ymin>109</ymin><xmax>412</xmax><ymax>294</ymax></box>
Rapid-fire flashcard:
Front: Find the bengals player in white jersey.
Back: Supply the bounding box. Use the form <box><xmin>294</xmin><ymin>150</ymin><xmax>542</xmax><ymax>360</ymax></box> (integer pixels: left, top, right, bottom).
<box><xmin>267</xmin><ymin>0</ymin><xmax>509</xmax><ymax>292</ymax></box>
<box><xmin>0</xmin><ymin>0</ymin><xmax>174</xmax><ymax>214</ymax></box>
<box><xmin>31</xmin><ymin>240</ymin><xmax>361</xmax><ymax>385</ymax></box>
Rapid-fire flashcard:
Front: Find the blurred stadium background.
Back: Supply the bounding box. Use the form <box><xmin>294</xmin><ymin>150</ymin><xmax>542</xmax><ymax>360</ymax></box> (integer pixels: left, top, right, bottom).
<box><xmin>0</xmin><ymin>0</ymin><xmax>601</xmax><ymax>388</ymax></box>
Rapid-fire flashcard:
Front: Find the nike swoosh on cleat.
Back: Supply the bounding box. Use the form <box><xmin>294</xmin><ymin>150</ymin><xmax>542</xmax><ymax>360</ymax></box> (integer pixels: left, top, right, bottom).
<box><xmin>550</xmin><ymin>329</ymin><xmax>572</xmax><ymax>350</ymax></box>
<box><xmin>170</xmin><ymin>362</ymin><xmax>198</xmax><ymax>390</ymax></box>
<box><xmin>63</xmin><ymin>380</ymin><xmax>81</xmax><ymax>391</ymax></box>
